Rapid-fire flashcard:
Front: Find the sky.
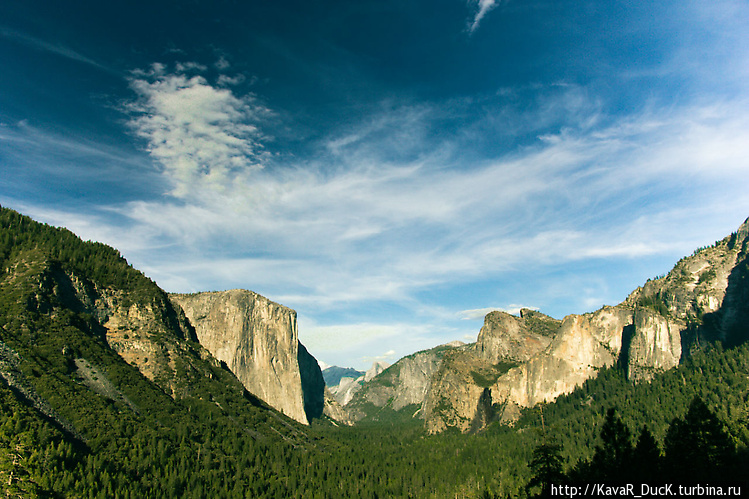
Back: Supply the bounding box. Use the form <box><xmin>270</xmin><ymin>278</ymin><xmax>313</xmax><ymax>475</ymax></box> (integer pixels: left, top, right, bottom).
<box><xmin>1</xmin><ymin>0</ymin><xmax>749</xmax><ymax>370</ymax></box>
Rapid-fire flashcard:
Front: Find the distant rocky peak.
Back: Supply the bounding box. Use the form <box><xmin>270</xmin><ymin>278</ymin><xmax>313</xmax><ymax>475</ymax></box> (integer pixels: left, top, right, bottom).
<box><xmin>364</xmin><ymin>361</ymin><xmax>390</xmax><ymax>382</ymax></box>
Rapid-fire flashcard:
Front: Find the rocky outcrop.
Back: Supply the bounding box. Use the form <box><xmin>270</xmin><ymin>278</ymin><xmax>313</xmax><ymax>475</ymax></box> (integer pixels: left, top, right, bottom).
<box><xmin>322</xmin><ymin>387</ymin><xmax>353</xmax><ymax>425</ymax></box>
<box><xmin>328</xmin><ymin>376</ymin><xmax>362</xmax><ymax>406</ymax></box>
<box><xmin>422</xmin><ymin>217</ymin><xmax>749</xmax><ymax>433</ymax></box>
<box><xmin>424</xmin><ymin>302</ymin><xmax>689</xmax><ymax>432</ymax></box>
<box><xmin>20</xmin><ymin>259</ymin><xmax>203</xmax><ymax>399</ymax></box>
<box><xmin>495</xmin><ymin>307</ymin><xmax>634</xmax><ymax>417</ymax></box>
<box><xmin>95</xmin><ymin>290</ymin><xmax>200</xmax><ymax>395</ymax></box>
<box><xmin>474</xmin><ymin>309</ymin><xmax>558</xmax><ymax>363</ymax></box>
<box><xmin>169</xmin><ymin>290</ymin><xmax>324</xmax><ymax>425</ymax></box>
<box><xmin>364</xmin><ymin>361</ymin><xmax>389</xmax><ymax>382</ymax></box>
<box><xmin>422</xmin><ymin>349</ymin><xmax>498</xmax><ymax>433</ymax></box>
<box><xmin>623</xmin><ymin>308</ymin><xmax>683</xmax><ymax>381</ymax></box>
<box><xmin>624</xmin><ymin>218</ymin><xmax>749</xmax><ymax>349</ymax></box>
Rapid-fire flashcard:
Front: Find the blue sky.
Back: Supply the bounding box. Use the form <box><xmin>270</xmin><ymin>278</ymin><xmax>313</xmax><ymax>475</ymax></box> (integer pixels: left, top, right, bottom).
<box><xmin>2</xmin><ymin>0</ymin><xmax>748</xmax><ymax>370</ymax></box>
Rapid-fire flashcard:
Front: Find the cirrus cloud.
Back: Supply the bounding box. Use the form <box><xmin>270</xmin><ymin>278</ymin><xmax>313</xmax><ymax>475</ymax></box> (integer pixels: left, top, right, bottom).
<box><xmin>468</xmin><ymin>0</ymin><xmax>501</xmax><ymax>32</ymax></box>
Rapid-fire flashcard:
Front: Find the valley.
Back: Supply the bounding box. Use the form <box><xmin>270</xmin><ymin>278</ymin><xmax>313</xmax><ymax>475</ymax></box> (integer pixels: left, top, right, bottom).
<box><xmin>1</xmin><ymin>205</ymin><xmax>748</xmax><ymax>497</ymax></box>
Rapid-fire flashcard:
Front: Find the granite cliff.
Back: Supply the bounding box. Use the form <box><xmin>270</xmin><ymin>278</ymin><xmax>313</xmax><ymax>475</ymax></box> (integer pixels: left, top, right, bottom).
<box><xmin>420</xmin><ymin>217</ymin><xmax>749</xmax><ymax>432</ymax></box>
<box><xmin>169</xmin><ymin>290</ymin><xmax>325</xmax><ymax>425</ymax></box>
<box><xmin>0</xmin><ymin>206</ymin><xmax>327</xmax><ymax>497</ymax></box>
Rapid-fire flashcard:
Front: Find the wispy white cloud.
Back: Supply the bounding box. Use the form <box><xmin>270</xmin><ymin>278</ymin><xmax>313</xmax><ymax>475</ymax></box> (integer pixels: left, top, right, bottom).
<box><xmin>0</xmin><ymin>26</ymin><xmax>110</xmax><ymax>72</ymax></box>
<box><xmin>458</xmin><ymin>305</ymin><xmax>539</xmax><ymax>320</ymax></box>
<box><xmin>5</xmin><ymin>53</ymin><xmax>748</xmax><ymax>368</ymax></box>
<box><xmin>125</xmin><ymin>63</ymin><xmax>271</xmax><ymax>198</ymax></box>
<box><xmin>6</xmin><ymin>53</ymin><xmax>748</xmax><ymax>367</ymax></box>
<box><xmin>467</xmin><ymin>0</ymin><xmax>501</xmax><ymax>32</ymax></box>
<box><xmin>0</xmin><ymin>120</ymin><xmax>149</xmax><ymax>169</ymax></box>
<box><xmin>106</xmin><ymin>65</ymin><xmax>749</xmax><ymax>316</ymax></box>
<box><xmin>10</xmin><ymin>58</ymin><xmax>747</xmax><ymax>319</ymax></box>
<box><xmin>215</xmin><ymin>56</ymin><xmax>231</xmax><ymax>71</ymax></box>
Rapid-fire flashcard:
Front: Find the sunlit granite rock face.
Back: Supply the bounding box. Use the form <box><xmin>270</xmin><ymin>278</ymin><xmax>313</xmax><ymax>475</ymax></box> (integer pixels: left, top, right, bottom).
<box><xmin>421</xmin><ymin>349</ymin><xmax>496</xmax><ymax>433</ymax></box>
<box><xmin>422</xmin><ymin>217</ymin><xmax>749</xmax><ymax>433</ymax></box>
<box><xmin>3</xmin><ymin>246</ymin><xmax>236</xmax><ymax>404</ymax></box>
<box><xmin>475</xmin><ymin>309</ymin><xmax>558</xmax><ymax>363</ymax></box>
<box><xmin>29</xmin><ymin>262</ymin><xmax>202</xmax><ymax>399</ymax></box>
<box><xmin>422</xmin><ymin>304</ymin><xmax>680</xmax><ymax>432</ymax></box>
<box><xmin>170</xmin><ymin>289</ymin><xmax>324</xmax><ymax>425</ymax></box>
<box><xmin>322</xmin><ymin>387</ymin><xmax>353</xmax><ymax>425</ymax></box>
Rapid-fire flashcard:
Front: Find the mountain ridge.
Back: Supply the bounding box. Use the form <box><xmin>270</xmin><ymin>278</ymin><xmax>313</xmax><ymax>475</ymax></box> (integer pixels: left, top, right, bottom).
<box><xmin>0</xmin><ymin>205</ymin><xmax>316</xmax><ymax>435</ymax></box>
<box><xmin>423</xmin><ymin>216</ymin><xmax>749</xmax><ymax>432</ymax></box>
<box><xmin>339</xmin><ymin>217</ymin><xmax>749</xmax><ymax>433</ymax></box>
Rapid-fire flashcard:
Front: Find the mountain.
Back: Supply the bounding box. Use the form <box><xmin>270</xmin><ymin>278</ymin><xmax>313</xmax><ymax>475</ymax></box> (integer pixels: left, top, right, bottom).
<box><xmin>344</xmin><ymin>344</ymin><xmax>463</xmax><ymax>423</ymax></box>
<box><xmin>321</xmin><ymin>365</ymin><xmax>366</xmax><ymax>419</ymax></box>
<box><xmin>322</xmin><ymin>366</ymin><xmax>364</xmax><ymax>388</ymax></box>
<box><xmin>0</xmin><ymin>201</ymin><xmax>327</xmax><ymax>428</ymax></box>
<box><xmin>170</xmin><ymin>290</ymin><xmax>324</xmax><ymax>425</ymax></box>
<box><xmin>327</xmin><ymin>361</ymin><xmax>388</xmax><ymax>407</ymax></box>
<box><xmin>0</xmin><ymin>205</ymin><xmax>326</xmax><ymax>496</ymax></box>
<box><xmin>1</xmin><ymin>205</ymin><xmax>746</xmax><ymax>497</ymax></box>
<box><xmin>420</xmin><ymin>217</ymin><xmax>749</xmax><ymax>433</ymax></box>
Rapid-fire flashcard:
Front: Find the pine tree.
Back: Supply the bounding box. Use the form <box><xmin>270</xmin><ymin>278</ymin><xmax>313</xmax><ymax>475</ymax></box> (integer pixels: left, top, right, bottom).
<box><xmin>632</xmin><ymin>424</ymin><xmax>661</xmax><ymax>483</ymax></box>
<box><xmin>584</xmin><ymin>408</ymin><xmax>633</xmax><ymax>483</ymax></box>
<box><xmin>527</xmin><ymin>428</ymin><xmax>565</xmax><ymax>498</ymax></box>
<box><xmin>663</xmin><ymin>397</ymin><xmax>735</xmax><ymax>483</ymax></box>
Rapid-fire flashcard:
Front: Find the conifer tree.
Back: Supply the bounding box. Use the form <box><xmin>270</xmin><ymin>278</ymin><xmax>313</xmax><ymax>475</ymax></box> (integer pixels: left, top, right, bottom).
<box><xmin>527</xmin><ymin>410</ymin><xmax>565</xmax><ymax>499</ymax></box>
<box><xmin>527</xmin><ymin>437</ymin><xmax>565</xmax><ymax>498</ymax></box>
<box><xmin>590</xmin><ymin>408</ymin><xmax>633</xmax><ymax>483</ymax></box>
<box><xmin>632</xmin><ymin>424</ymin><xmax>661</xmax><ymax>483</ymax></box>
<box><xmin>663</xmin><ymin>397</ymin><xmax>735</xmax><ymax>483</ymax></box>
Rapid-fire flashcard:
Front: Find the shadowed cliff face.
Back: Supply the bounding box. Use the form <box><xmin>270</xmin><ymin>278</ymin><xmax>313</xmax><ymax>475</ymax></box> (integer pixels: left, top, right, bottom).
<box><xmin>421</xmin><ymin>218</ymin><xmax>749</xmax><ymax>433</ymax></box>
<box><xmin>169</xmin><ymin>290</ymin><xmax>325</xmax><ymax>425</ymax></box>
<box><xmin>298</xmin><ymin>343</ymin><xmax>325</xmax><ymax>420</ymax></box>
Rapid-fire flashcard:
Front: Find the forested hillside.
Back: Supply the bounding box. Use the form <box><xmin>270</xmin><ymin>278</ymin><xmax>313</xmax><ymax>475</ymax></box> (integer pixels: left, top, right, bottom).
<box><xmin>1</xmin><ymin>206</ymin><xmax>747</xmax><ymax>498</ymax></box>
